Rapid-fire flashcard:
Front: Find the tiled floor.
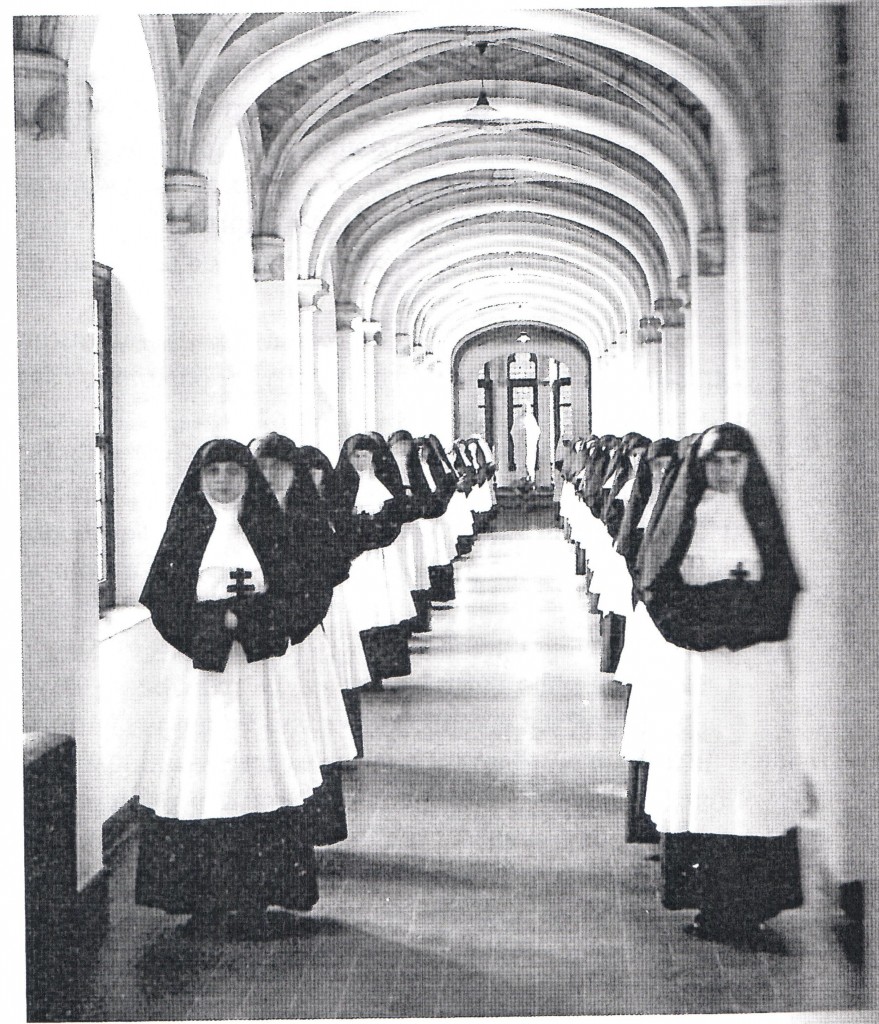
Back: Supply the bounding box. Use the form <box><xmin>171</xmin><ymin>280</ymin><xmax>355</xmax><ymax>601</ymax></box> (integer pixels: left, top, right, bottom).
<box><xmin>79</xmin><ymin>526</ymin><xmax>863</xmax><ymax>1020</ymax></box>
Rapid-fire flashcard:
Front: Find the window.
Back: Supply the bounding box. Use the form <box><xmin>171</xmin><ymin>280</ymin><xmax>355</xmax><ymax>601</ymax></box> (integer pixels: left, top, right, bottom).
<box><xmin>506</xmin><ymin>352</ymin><xmax>538</xmax><ymax>471</ymax></box>
<box><xmin>477</xmin><ymin>362</ymin><xmax>495</xmax><ymax>447</ymax></box>
<box><xmin>93</xmin><ymin>262</ymin><xmax>115</xmax><ymax>613</ymax></box>
<box><xmin>551</xmin><ymin>359</ymin><xmax>572</xmax><ymax>449</ymax></box>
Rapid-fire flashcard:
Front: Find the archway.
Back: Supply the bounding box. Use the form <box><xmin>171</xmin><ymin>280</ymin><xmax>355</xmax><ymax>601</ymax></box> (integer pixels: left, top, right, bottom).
<box><xmin>452</xmin><ymin>323</ymin><xmax>591</xmax><ymax>489</ymax></box>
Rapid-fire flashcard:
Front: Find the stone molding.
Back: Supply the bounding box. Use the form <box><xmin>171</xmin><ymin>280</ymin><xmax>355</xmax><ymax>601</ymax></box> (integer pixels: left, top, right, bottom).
<box><xmin>654</xmin><ymin>296</ymin><xmax>685</xmax><ymax>329</ymax></box>
<box><xmin>362</xmin><ymin>320</ymin><xmax>382</xmax><ymax>345</ymax></box>
<box><xmin>297</xmin><ymin>277</ymin><xmax>324</xmax><ymax>309</ymax></box>
<box><xmin>697</xmin><ymin>227</ymin><xmax>725</xmax><ymax>277</ymax></box>
<box><xmin>252</xmin><ymin>235</ymin><xmax>285</xmax><ymax>282</ymax></box>
<box><xmin>336</xmin><ymin>303</ymin><xmax>364</xmax><ymax>333</ymax></box>
<box><xmin>638</xmin><ymin>316</ymin><xmax>663</xmax><ymax>345</ymax></box>
<box><xmin>13</xmin><ymin>15</ymin><xmax>60</xmax><ymax>55</ymax></box>
<box><xmin>747</xmin><ymin>168</ymin><xmax>781</xmax><ymax>233</ymax></box>
<box><xmin>164</xmin><ymin>170</ymin><xmax>217</xmax><ymax>234</ymax></box>
<box><xmin>14</xmin><ymin>50</ymin><xmax>67</xmax><ymax>140</ymax></box>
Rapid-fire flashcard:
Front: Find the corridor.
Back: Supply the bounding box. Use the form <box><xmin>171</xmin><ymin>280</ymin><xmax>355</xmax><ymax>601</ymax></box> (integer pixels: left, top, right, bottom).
<box><xmin>80</xmin><ymin>525</ymin><xmax>860</xmax><ymax>1020</ymax></box>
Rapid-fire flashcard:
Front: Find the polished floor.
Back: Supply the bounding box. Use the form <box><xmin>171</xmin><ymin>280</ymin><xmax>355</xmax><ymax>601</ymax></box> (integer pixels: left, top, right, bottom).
<box><xmin>80</xmin><ymin>520</ymin><xmax>862</xmax><ymax>1019</ymax></box>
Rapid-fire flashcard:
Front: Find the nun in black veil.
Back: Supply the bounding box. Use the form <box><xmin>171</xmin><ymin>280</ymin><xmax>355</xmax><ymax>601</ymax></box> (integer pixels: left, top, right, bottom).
<box><xmin>135</xmin><ymin>440</ymin><xmax>325</xmax><ymax>937</ymax></box>
<box><xmin>332</xmin><ymin>433</ymin><xmax>416</xmax><ymax>688</ymax></box>
<box><xmin>637</xmin><ymin>423</ymin><xmax>806</xmax><ymax>948</ymax></box>
<box><xmin>424</xmin><ymin>433</ymin><xmax>472</xmax><ymax>558</ymax></box>
<box><xmin>293</xmin><ymin>443</ymin><xmax>373</xmax><ymax>752</ymax></box>
<box><xmin>388</xmin><ymin>429</ymin><xmax>434</xmax><ymax>631</ymax></box>
<box><xmin>250</xmin><ymin>432</ymin><xmax>358</xmax><ymax>837</ymax></box>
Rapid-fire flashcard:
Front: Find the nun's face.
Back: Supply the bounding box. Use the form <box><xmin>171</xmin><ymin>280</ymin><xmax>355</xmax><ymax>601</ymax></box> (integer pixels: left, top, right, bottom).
<box><xmin>257</xmin><ymin>456</ymin><xmax>295</xmax><ymax>497</ymax></box>
<box><xmin>200</xmin><ymin>461</ymin><xmax>247</xmax><ymax>503</ymax></box>
<box><xmin>310</xmin><ymin>467</ymin><xmax>324</xmax><ymax>493</ymax></box>
<box><xmin>704</xmin><ymin>450</ymin><xmax>748</xmax><ymax>494</ymax></box>
<box><xmin>350</xmin><ymin>449</ymin><xmax>374</xmax><ymax>473</ymax></box>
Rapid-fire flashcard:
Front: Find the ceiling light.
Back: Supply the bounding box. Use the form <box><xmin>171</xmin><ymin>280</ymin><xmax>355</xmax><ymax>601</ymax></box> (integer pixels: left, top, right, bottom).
<box><xmin>466</xmin><ymin>40</ymin><xmax>499</xmax><ymax>118</ymax></box>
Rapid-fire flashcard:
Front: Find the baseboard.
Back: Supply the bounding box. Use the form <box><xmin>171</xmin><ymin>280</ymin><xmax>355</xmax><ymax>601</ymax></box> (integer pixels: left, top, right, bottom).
<box><xmin>102</xmin><ymin>795</ymin><xmax>140</xmax><ymax>870</ymax></box>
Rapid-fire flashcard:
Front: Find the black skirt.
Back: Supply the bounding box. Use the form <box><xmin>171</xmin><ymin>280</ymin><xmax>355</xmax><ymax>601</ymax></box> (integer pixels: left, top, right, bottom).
<box><xmin>135</xmin><ymin>805</ymin><xmax>319</xmax><ymax>915</ymax></box>
<box><xmin>661</xmin><ymin>828</ymin><xmax>803</xmax><ymax>923</ymax></box>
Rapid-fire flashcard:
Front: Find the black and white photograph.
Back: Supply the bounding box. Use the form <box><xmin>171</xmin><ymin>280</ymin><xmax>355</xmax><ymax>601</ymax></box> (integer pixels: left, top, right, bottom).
<box><xmin>9</xmin><ymin>2</ymin><xmax>877</xmax><ymax>1022</ymax></box>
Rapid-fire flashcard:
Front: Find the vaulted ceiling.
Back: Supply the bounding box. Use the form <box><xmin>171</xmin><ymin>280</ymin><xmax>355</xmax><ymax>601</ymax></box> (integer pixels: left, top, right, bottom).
<box><xmin>161</xmin><ymin>9</ymin><xmax>772</xmax><ymax>359</ymax></box>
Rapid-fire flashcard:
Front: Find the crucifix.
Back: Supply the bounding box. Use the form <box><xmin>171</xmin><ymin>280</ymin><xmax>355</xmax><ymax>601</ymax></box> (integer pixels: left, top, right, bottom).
<box><xmin>729</xmin><ymin>562</ymin><xmax>750</xmax><ymax>582</ymax></box>
<box><xmin>227</xmin><ymin>567</ymin><xmax>255</xmax><ymax>597</ymax></box>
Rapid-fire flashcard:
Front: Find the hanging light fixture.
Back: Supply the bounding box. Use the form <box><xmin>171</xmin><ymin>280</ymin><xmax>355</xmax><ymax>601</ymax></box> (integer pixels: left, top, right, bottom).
<box><xmin>467</xmin><ymin>41</ymin><xmax>499</xmax><ymax>118</ymax></box>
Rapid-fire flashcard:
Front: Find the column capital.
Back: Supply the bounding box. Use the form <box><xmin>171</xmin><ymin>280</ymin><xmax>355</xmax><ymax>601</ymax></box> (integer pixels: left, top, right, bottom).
<box><xmin>362</xmin><ymin>320</ymin><xmax>382</xmax><ymax>344</ymax></box>
<box><xmin>395</xmin><ymin>332</ymin><xmax>412</xmax><ymax>356</ymax></box>
<box><xmin>164</xmin><ymin>170</ymin><xmax>217</xmax><ymax>234</ymax></box>
<box><xmin>411</xmin><ymin>341</ymin><xmax>426</xmax><ymax>364</ymax></box>
<box><xmin>748</xmin><ymin>167</ymin><xmax>781</xmax><ymax>233</ymax></box>
<box><xmin>676</xmin><ymin>273</ymin><xmax>692</xmax><ymax>308</ymax></box>
<box><xmin>336</xmin><ymin>303</ymin><xmax>364</xmax><ymax>333</ymax></box>
<box><xmin>252</xmin><ymin>234</ymin><xmax>285</xmax><ymax>282</ymax></box>
<box><xmin>297</xmin><ymin>277</ymin><xmax>322</xmax><ymax>308</ymax></box>
<box><xmin>697</xmin><ymin>227</ymin><xmax>725</xmax><ymax>277</ymax></box>
<box><xmin>14</xmin><ymin>50</ymin><xmax>67</xmax><ymax>140</ymax></box>
<box><xmin>654</xmin><ymin>296</ymin><xmax>685</xmax><ymax>328</ymax></box>
<box><xmin>638</xmin><ymin>316</ymin><xmax>663</xmax><ymax>345</ymax></box>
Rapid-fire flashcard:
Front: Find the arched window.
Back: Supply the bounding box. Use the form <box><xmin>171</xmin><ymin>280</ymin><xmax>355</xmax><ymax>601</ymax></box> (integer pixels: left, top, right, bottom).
<box><xmin>477</xmin><ymin>361</ymin><xmax>494</xmax><ymax>446</ymax></box>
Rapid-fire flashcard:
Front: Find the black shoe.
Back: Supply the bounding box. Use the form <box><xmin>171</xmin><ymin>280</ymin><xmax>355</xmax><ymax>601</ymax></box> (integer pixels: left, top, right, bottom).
<box><xmin>176</xmin><ymin>908</ymin><xmax>229</xmax><ymax>940</ymax></box>
<box><xmin>684</xmin><ymin>914</ymin><xmax>786</xmax><ymax>954</ymax></box>
<box><xmin>227</xmin><ymin>908</ymin><xmax>300</xmax><ymax>942</ymax></box>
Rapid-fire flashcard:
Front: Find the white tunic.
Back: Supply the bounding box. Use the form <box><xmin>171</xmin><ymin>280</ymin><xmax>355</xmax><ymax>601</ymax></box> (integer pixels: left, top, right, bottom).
<box><xmin>137</xmin><ymin>496</ymin><xmax>326</xmax><ymax>821</ymax></box>
<box><xmin>644</xmin><ymin>488</ymin><xmax>806</xmax><ymax>837</ymax></box>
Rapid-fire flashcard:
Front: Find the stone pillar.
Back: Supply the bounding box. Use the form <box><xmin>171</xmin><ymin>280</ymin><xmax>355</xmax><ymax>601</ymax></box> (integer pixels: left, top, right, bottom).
<box><xmin>774</xmin><ymin>4</ymin><xmax>856</xmax><ymax>929</ymax></box>
<box><xmin>374</xmin><ymin>330</ymin><xmax>399</xmax><ymax>435</ymax></box>
<box><xmin>163</xmin><ymin>170</ymin><xmax>227</xmax><ymax>486</ymax></box>
<box><xmin>362</xmin><ymin>319</ymin><xmax>382</xmax><ymax>433</ymax></box>
<box><xmin>16</xmin><ymin>45</ymin><xmax>102</xmax><ymax>884</ymax></box>
<box><xmin>313</xmin><ymin>302</ymin><xmax>340</xmax><ymax>455</ymax></box>
<box><xmin>253</xmin><ymin>235</ymin><xmax>300</xmax><ymax>440</ymax></box>
<box><xmin>336</xmin><ymin>304</ymin><xmax>365</xmax><ymax>441</ymax></box>
<box><xmin>725</xmin><ymin>170</ymin><xmax>783</xmax><ymax>455</ymax></box>
<box><xmin>687</xmin><ymin>229</ymin><xmax>727</xmax><ymax>429</ymax></box>
<box><xmin>634</xmin><ymin>316</ymin><xmax>662</xmax><ymax>436</ymax></box>
<box><xmin>297</xmin><ymin>278</ymin><xmax>326</xmax><ymax>444</ymax></box>
<box><xmin>17</xmin><ymin>47</ymin><xmax>93</xmax><ymax>732</ymax></box>
<box><xmin>848</xmin><ymin>3</ymin><xmax>879</xmax><ymax>996</ymax></box>
<box><xmin>655</xmin><ymin>296</ymin><xmax>686</xmax><ymax>438</ymax></box>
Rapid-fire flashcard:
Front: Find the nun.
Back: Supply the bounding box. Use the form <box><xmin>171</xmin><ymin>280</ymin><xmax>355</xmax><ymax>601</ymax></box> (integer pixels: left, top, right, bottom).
<box><xmin>388</xmin><ymin>429</ymin><xmax>434</xmax><ymax>632</ymax></box>
<box><xmin>428</xmin><ymin>434</ymin><xmax>473</xmax><ymax>556</ymax></box>
<box><xmin>250</xmin><ymin>432</ymin><xmax>358</xmax><ymax>832</ymax></box>
<box><xmin>638</xmin><ymin>423</ymin><xmax>806</xmax><ymax>949</ymax></box>
<box><xmin>613</xmin><ymin>438</ymin><xmax>682</xmax><ymax>844</ymax></box>
<box><xmin>332</xmin><ymin>433</ymin><xmax>415</xmax><ymax>689</ymax></box>
<box><xmin>414</xmin><ymin>434</ymin><xmax>460</xmax><ymax>601</ymax></box>
<box><xmin>135</xmin><ymin>440</ymin><xmax>328</xmax><ymax>938</ymax></box>
<box><xmin>293</xmin><ymin>443</ymin><xmax>373</xmax><ymax>754</ymax></box>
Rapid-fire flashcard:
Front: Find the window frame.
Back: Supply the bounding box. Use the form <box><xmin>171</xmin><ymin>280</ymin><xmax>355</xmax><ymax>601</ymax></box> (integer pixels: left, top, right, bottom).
<box><xmin>93</xmin><ymin>261</ymin><xmax>116</xmax><ymax>615</ymax></box>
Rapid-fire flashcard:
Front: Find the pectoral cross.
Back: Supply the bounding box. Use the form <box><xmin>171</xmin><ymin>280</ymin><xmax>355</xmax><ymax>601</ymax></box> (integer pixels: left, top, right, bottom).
<box><xmin>227</xmin><ymin>567</ymin><xmax>255</xmax><ymax>597</ymax></box>
<box><xmin>729</xmin><ymin>562</ymin><xmax>750</xmax><ymax>582</ymax></box>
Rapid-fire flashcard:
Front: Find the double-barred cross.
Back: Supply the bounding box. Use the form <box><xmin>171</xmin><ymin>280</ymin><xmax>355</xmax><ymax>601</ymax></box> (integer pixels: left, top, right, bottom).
<box><xmin>227</xmin><ymin>567</ymin><xmax>255</xmax><ymax>597</ymax></box>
